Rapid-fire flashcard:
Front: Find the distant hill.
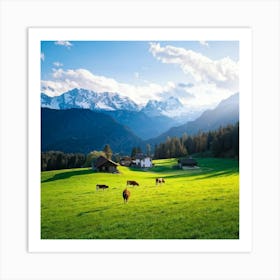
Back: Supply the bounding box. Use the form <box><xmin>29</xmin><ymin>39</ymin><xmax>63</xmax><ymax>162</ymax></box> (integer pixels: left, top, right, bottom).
<box><xmin>146</xmin><ymin>93</ymin><xmax>239</xmax><ymax>145</ymax></box>
<box><xmin>41</xmin><ymin>108</ymin><xmax>143</xmax><ymax>154</ymax></box>
<box><xmin>103</xmin><ymin>110</ymin><xmax>178</xmax><ymax>140</ymax></box>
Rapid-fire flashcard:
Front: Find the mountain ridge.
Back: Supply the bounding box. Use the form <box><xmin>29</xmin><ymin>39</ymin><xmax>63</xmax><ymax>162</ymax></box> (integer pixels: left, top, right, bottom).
<box><xmin>41</xmin><ymin>91</ymin><xmax>239</xmax><ymax>154</ymax></box>
<box><xmin>41</xmin><ymin>88</ymin><xmax>196</xmax><ymax>121</ymax></box>
<box><xmin>41</xmin><ymin>88</ymin><xmax>184</xmax><ymax>138</ymax></box>
<box><xmin>41</xmin><ymin>88</ymin><xmax>140</xmax><ymax>111</ymax></box>
<box><xmin>145</xmin><ymin>92</ymin><xmax>239</xmax><ymax>145</ymax></box>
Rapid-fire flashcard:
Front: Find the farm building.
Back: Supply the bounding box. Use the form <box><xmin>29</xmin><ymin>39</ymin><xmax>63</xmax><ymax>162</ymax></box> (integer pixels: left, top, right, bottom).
<box><xmin>132</xmin><ymin>153</ymin><xmax>153</xmax><ymax>168</ymax></box>
<box><xmin>119</xmin><ymin>156</ymin><xmax>132</xmax><ymax>167</ymax></box>
<box><xmin>178</xmin><ymin>157</ymin><xmax>198</xmax><ymax>169</ymax></box>
<box><xmin>93</xmin><ymin>156</ymin><xmax>119</xmax><ymax>173</ymax></box>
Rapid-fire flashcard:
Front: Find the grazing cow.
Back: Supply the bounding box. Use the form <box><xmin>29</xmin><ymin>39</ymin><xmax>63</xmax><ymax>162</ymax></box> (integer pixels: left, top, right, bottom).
<box><xmin>96</xmin><ymin>184</ymin><xmax>109</xmax><ymax>190</ymax></box>
<box><xmin>123</xmin><ymin>188</ymin><xmax>131</xmax><ymax>203</ymax></box>
<box><xmin>156</xmin><ymin>178</ymin><xmax>165</xmax><ymax>185</ymax></box>
<box><xmin>126</xmin><ymin>180</ymin><xmax>139</xmax><ymax>187</ymax></box>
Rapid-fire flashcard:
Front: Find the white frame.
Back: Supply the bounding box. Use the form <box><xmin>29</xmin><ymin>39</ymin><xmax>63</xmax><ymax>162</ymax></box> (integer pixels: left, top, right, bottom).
<box><xmin>1</xmin><ymin>0</ymin><xmax>279</xmax><ymax>279</ymax></box>
<box><xmin>29</xmin><ymin>27</ymin><xmax>252</xmax><ymax>253</ymax></box>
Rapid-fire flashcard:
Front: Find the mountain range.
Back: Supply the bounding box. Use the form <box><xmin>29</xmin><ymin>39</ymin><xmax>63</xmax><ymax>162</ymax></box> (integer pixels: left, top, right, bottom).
<box><xmin>41</xmin><ymin>88</ymin><xmax>140</xmax><ymax>111</ymax></box>
<box><xmin>41</xmin><ymin>88</ymin><xmax>239</xmax><ymax>154</ymax></box>
<box><xmin>146</xmin><ymin>92</ymin><xmax>239</xmax><ymax>145</ymax></box>
<box><xmin>41</xmin><ymin>88</ymin><xmax>189</xmax><ymax>139</ymax></box>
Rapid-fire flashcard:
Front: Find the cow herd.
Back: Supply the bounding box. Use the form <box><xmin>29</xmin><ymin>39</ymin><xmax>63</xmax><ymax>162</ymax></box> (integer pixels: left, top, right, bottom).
<box><xmin>95</xmin><ymin>178</ymin><xmax>166</xmax><ymax>203</ymax></box>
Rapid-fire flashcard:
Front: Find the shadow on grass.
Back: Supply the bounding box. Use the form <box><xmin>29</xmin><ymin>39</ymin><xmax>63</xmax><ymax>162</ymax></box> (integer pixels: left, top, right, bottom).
<box><xmin>195</xmin><ymin>169</ymin><xmax>238</xmax><ymax>180</ymax></box>
<box><xmin>160</xmin><ymin>167</ymin><xmax>238</xmax><ymax>181</ymax></box>
<box><xmin>41</xmin><ymin>169</ymin><xmax>94</xmax><ymax>183</ymax></box>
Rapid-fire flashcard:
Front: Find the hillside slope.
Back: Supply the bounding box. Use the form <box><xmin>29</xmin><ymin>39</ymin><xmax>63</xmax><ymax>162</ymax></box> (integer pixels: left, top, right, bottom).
<box><xmin>147</xmin><ymin>93</ymin><xmax>239</xmax><ymax>144</ymax></box>
<box><xmin>41</xmin><ymin>108</ymin><xmax>143</xmax><ymax>154</ymax></box>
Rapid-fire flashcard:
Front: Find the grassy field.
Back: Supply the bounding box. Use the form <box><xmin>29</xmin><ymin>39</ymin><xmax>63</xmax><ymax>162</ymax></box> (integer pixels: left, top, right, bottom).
<box><xmin>41</xmin><ymin>157</ymin><xmax>239</xmax><ymax>239</ymax></box>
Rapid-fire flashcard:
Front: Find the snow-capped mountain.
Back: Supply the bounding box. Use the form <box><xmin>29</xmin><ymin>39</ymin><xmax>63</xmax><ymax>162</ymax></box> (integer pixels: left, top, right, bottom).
<box><xmin>41</xmin><ymin>88</ymin><xmax>140</xmax><ymax>111</ymax></box>
<box><xmin>142</xmin><ymin>96</ymin><xmax>184</xmax><ymax>118</ymax></box>
<box><xmin>141</xmin><ymin>96</ymin><xmax>202</xmax><ymax>122</ymax></box>
<box><xmin>41</xmin><ymin>88</ymin><xmax>203</xmax><ymax>124</ymax></box>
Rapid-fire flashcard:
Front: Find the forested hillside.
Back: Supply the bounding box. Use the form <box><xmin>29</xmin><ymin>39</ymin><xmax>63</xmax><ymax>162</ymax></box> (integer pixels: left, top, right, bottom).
<box><xmin>154</xmin><ymin>123</ymin><xmax>239</xmax><ymax>159</ymax></box>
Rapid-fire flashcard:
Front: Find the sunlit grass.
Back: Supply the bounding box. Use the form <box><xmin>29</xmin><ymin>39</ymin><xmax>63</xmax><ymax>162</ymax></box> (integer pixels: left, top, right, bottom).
<box><xmin>41</xmin><ymin>157</ymin><xmax>239</xmax><ymax>239</ymax></box>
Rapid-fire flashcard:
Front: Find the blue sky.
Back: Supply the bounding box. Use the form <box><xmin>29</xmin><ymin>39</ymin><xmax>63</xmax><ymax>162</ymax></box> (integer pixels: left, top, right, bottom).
<box><xmin>41</xmin><ymin>40</ymin><xmax>239</xmax><ymax>108</ymax></box>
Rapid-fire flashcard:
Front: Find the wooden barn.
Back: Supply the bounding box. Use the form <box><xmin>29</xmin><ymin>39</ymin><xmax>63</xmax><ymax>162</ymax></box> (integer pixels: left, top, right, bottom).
<box><xmin>178</xmin><ymin>157</ymin><xmax>198</xmax><ymax>169</ymax></box>
<box><xmin>93</xmin><ymin>156</ymin><xmax>119</xmax><ymax>173</ymax></box>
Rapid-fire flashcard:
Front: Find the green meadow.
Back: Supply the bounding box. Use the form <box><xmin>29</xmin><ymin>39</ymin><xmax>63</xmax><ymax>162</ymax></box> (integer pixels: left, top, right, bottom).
<box><xmin>41</xmin><ymin>158</ymin><xmax>239</xmax><ymax>239</ymax></box>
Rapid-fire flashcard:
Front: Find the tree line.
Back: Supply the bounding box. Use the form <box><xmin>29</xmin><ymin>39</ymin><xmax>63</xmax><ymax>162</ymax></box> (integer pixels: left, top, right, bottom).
<box><xmin>41</xmin><ymin>144</ymin><xmax>113</xmax><ymax>171</ymax></box>
<box><xmin>153</xmin><ymin>122</ymin><xmax>239</xmax><ymax>159</ymax></box>
<box><xmin>41</xmin><ymin>151</ymin><xmax>86</xmax><ymax>171</ymax></box>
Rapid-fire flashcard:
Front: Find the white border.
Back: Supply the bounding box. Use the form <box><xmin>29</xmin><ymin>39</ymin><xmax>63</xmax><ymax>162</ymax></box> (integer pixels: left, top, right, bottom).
<box><xmin>28</xmin><ymin>27</ymin><xmax>252</xmax><ymax>253</ymax></box>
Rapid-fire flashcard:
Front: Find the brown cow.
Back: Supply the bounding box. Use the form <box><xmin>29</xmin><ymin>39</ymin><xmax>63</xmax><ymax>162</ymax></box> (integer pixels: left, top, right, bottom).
<box><xmin>123</xmin><ymin>188</ymin><xmax>131</xmax><ymax>203</ymax></box>
<box><xmin>96</xmin><ymin>184</ymin><xmax>109</xmax><ymax>190</ymax></box>
<box><xmin>127</xmin><ymin>180</ymin><xmax>139</xmax><ymax>186</ymax></box>
<box><xmin>156</xmin><ymin>178</ymin><xmax>165</xmax><ymax>185</ymax></box>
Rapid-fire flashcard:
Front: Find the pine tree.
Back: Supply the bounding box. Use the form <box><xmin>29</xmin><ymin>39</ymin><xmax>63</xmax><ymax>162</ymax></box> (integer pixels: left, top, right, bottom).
<box><xmin>131</xmin><ymin>147</ymin><xmax>141</xmax><ymax>158</ymax></box>
<box><xmin>103</xmin><ymin>144</ymin><xmax>113</xmax><ymax>160</ymax></box>
<box><xmin>146</xmin><ymin>144</ymin><xmax>151</xmax><ymax>157</ymax></box>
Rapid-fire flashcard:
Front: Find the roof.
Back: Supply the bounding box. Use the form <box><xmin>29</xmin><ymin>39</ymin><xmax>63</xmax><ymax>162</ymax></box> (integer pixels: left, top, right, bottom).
<box><xmin>94</xmin><ymin>156</ymin><xmax>118</xmax><ymax>168</ymax></box>
<box><xmin>178</xmin><ymin>158</ymin><xmax>198</xmax><ymax>165</ymax></box>
<box><xmin>120</xmin><ymin>156</ymin><xmax>132</xmax><ymax>161</ymax></box>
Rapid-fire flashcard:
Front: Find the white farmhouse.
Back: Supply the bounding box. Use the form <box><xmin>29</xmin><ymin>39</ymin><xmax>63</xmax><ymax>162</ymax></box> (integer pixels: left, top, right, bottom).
<box><xmin>134</xmin><ymin>153</ymin><xmax>153</xmax><ymax>168</ymax></box>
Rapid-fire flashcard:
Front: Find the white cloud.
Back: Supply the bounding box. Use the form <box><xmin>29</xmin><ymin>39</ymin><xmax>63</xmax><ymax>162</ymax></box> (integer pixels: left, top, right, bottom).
<box><xmin>54</xmin><ymin>41</ymin><xmax>73</xmax><ymax>49</ymax></box>
<box><xmin>53</xmin><ymin>61</ymin><xmax>63</xmax><ymax>67</ymax></box>
<box><xmin>149</xmin><ymin>42</ymin><xmax>238</xmax><ymax>92</ymax></box>
<box><xmin>156</xmin><ymin>81</ymin><xmax>233</xmax><ymax>109</ymax></box>
<box><xmin>41</xmin><ymin>68</ymin><xmax>175</xmax><ymax>104</ymax></box>
<box><xmin>184</xmin><ymin>83</ymin><xmax>233</xmax><ymax>109</ymax></box>
<box><xmin>199</xmin><ymin>41</ymin><xmax>209</xmax><ymax>47</ymax></box>
<box><xmin>41</xmin><ymin>52</ymin><xmax>45</xmax><ymax>61</ymax></box>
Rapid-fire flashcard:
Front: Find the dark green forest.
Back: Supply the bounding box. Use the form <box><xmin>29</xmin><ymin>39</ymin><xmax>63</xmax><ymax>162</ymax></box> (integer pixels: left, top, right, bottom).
<box><xmin>41</xmin><ymin>151</ymin><xmax>86</xmax><ymax>171</ymax></box>
<box><xmin>41</xmin><ymin>122</ymin><xmax>239</xmax><ymax>171</ymax></box>
<box><xmin>153</xmin><ymin>122</ymin><xmax>239</xmax><ymax>159</ymax></box>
